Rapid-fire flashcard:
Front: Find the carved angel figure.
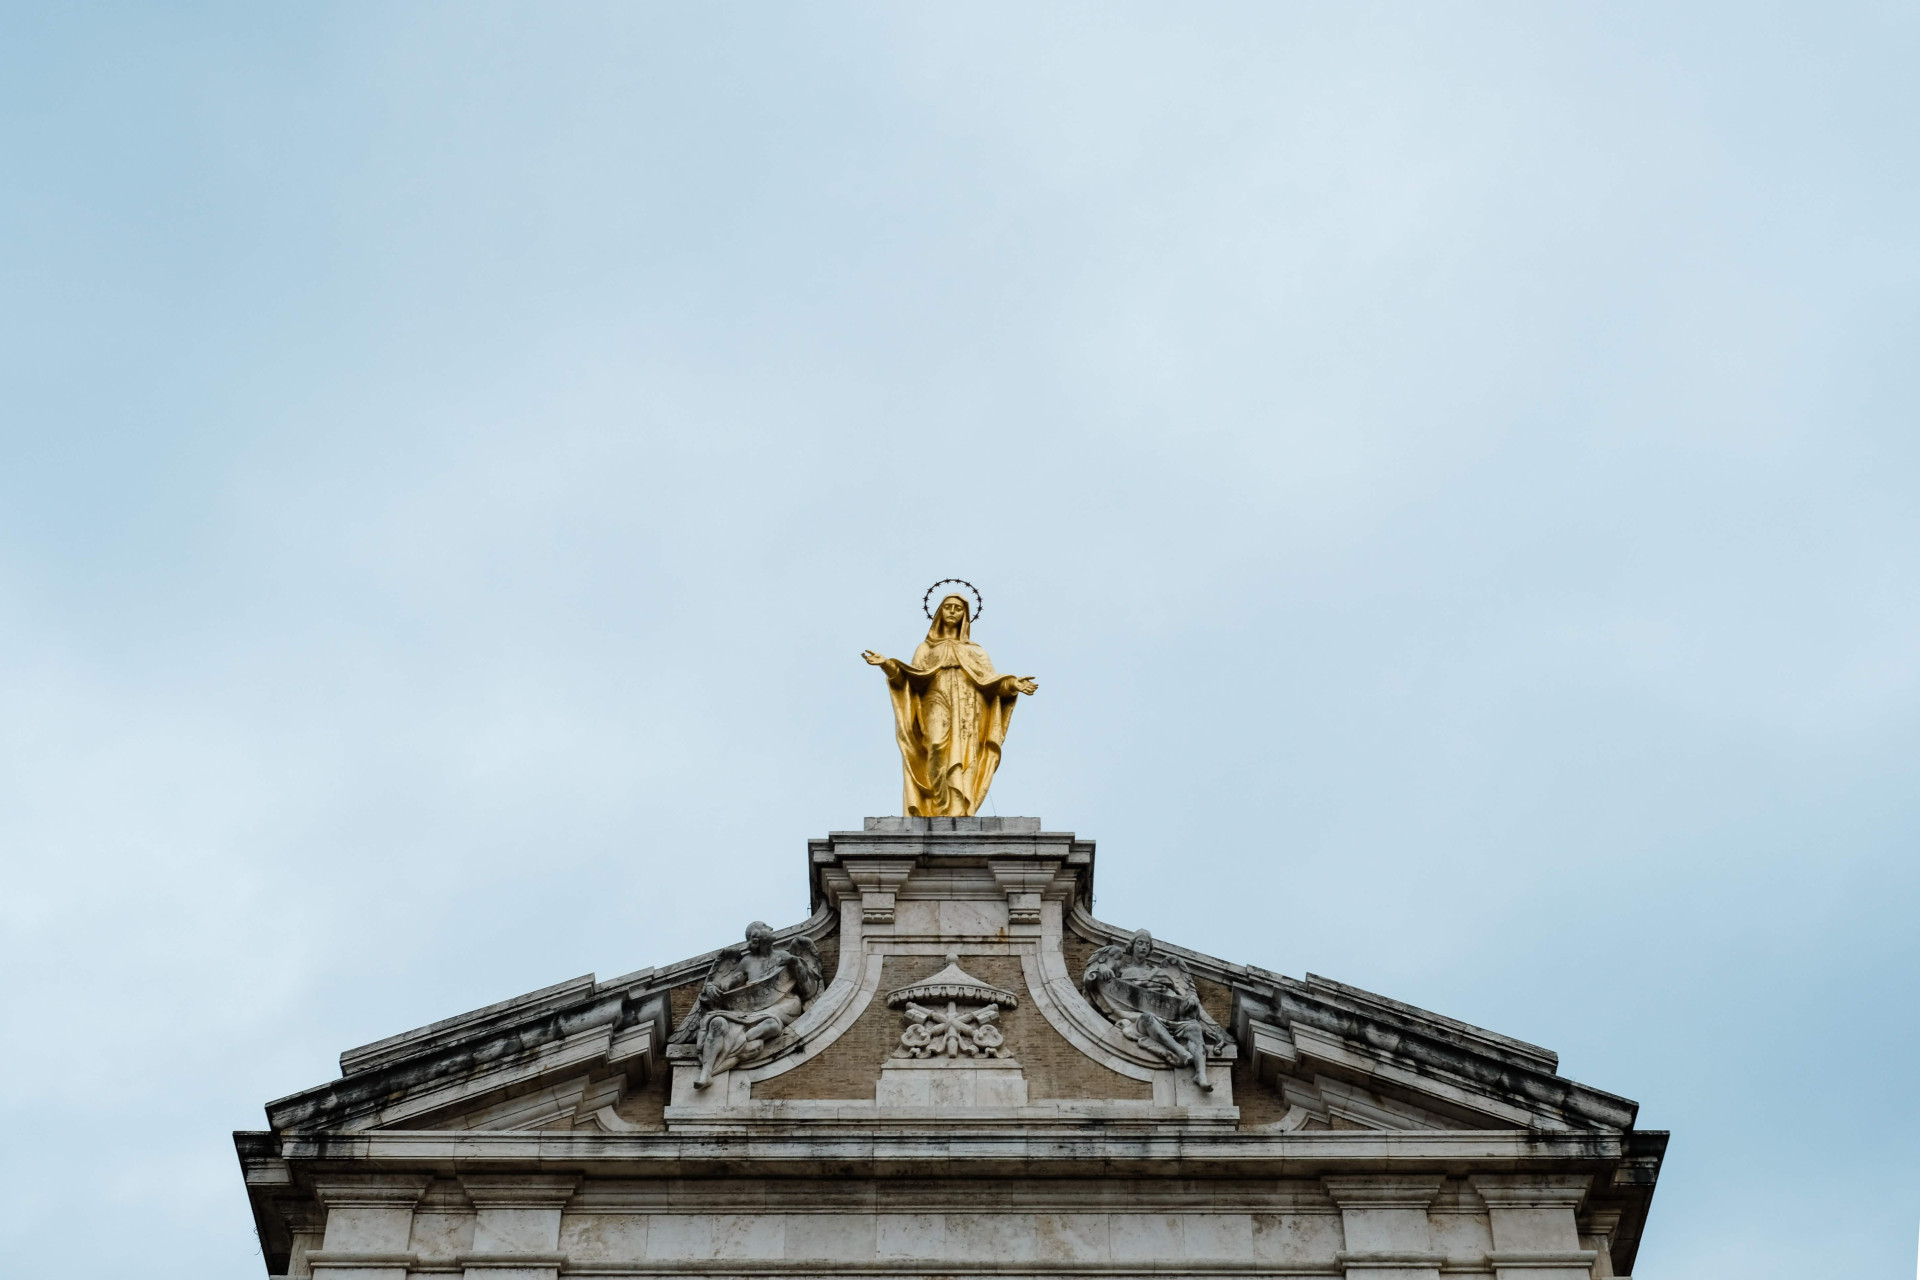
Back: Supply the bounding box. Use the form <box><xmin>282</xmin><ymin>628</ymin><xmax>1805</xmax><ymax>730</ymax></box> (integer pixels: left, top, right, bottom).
<box><xmin>668</xmin><ymin>921</ymin><xmax>824</xmax><ymax>1087</ymax></box>
<box><xmin>1083</xmin><ymin>928</ymin><xmax>1233</xmax><ymax>1091</ymax></box>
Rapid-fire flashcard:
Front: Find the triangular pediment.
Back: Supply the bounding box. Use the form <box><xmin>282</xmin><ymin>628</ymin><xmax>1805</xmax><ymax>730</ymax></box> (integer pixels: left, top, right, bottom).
<box><xmin>257</xmin><ymin>823</ymin><xmax>1632</xmax><ymax>1141</ymax></box>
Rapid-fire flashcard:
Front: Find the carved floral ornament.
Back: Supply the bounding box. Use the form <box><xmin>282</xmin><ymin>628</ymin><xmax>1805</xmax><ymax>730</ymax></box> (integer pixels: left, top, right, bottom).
<box><xmin>887</xmin><ymin>954</ymin><xmax>1020</xmax><ymax>1060</ymax></box>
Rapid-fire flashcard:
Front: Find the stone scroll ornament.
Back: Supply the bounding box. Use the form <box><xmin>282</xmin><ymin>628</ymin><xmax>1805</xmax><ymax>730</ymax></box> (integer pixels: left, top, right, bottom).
<box><xmin>861</xmin><ymin>580</ymin><xmax>1039</xmax><ymax>817</ymax></box>
<box><xmin>668</xmin><ymin>922</ymin><xmax>824</xmax><ymax>1088</ymax></box>
<box><xmin>888</xmin><ymin>954</ymin><xmax>1020</xmax><ymax>1059</ymax></box>
<box><xmin>1083</xmin><ymin>929</ymin><xmax>1234</xmax><ymax>1091</ymax></box>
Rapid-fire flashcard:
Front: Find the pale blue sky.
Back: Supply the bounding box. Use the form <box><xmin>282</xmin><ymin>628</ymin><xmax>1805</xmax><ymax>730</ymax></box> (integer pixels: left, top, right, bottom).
<box><xmin>2</xmin><ymin>4</ymin><xmax>1917</xmax><ymax>1276</ymax></box>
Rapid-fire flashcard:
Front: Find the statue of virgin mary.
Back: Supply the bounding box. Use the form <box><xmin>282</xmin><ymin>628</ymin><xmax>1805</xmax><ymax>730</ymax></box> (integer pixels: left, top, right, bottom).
<box><xmin>862</xmin><ymin>591</ymin><xmax>1038</xmax><ymax>816</ymax></box>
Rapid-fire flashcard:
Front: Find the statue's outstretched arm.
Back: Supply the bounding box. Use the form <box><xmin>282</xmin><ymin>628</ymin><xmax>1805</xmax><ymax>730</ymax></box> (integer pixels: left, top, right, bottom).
<box><xmin>861</xmin><ymin>651</ymin><xmax>908</xmax><ymax>682</ymax></box>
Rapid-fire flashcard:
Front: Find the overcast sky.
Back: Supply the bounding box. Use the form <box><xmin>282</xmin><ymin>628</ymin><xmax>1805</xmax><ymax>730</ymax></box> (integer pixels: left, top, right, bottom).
<box><xmin>3</xmin><ymin>4</ymin><xmax>1917</xmax><ymax>1276</ymax></box>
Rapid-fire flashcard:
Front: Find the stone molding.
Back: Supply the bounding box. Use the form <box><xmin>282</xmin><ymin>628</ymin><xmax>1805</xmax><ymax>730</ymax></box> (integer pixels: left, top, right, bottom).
<box><xmin>281</xmin><ymin>1126</ymin><xmax>1639</xmax><ymax>1171</ymax></box>
<box><xmin>551</xmin><ymin>1267</ymin><xmax>1351</xmax><ymax>1277</ymax></box>
<box><xmin>458</xmin><ymin>1174</ymin><xmax>581</xmax><ymax>1208</ymax></box>
<box><xmin>1483</xmin><ymin>1250</ymin><xmax>1601</xmax><ymax>1268</ymax></box>
<box><xmin>1227</xmin><ymin>981</ymin><xmax>1629</xmax><ymax>1135</ymax></box>
<box><xmin>1321</xmin><ymin>1176</ymin><xmax>1444</xmax><ymax>1209</ymax></box>
<box><xmin>809</xmin><ymin>818</ymin><xmax>1095</xmax><ymax>920</ymax></box>
<box><xmin>1468</xmin><ymin>1175</ymin><xmax>1592</xmax><ymax>1209</ymax></box>
<box><xmin>309</xmin><ymin>1175</ymin><xmax>433</xmax><ymax>1207</ymax></box>
<box><xmin>339</xmin><ymin>977</ymin><xmax>598</xmax><ymax>1077</ymax></box>
<box><xmin>303</xmin><ymin>1250</ymin><xmax>419</xmax><ymax>1267</ymax></box>
<box><xmin>270</xmin><ymin>993</ymin><xmax>671</xmax><ymax>1135</ymax></box>
<box><xmin>556</xmin><ymin>1176</ymin><xmax>1343</xmax><ymax>1213</ymax></box>
<box><xmin>838</xmin><ymin>857</ymin><xmax>916</xmax><ymax>926</ymax></box>
<box><xmin>661</xmin><ymin>1098</ymin><xmax>1236</xmax><ymax>1132</ymax></box>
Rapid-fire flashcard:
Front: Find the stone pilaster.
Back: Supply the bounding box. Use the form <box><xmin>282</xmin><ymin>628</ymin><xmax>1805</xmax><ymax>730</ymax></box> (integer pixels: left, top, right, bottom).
<box><xmin>305</xmin><ymin>1174</ymin><xmax>431</xmax><ymax>1280</ymax></box>
<box><xmin>457</xmin><ymin>1174</ymin><xmax>580</xmax><ymax>1280</ymax></box>
<box><xmin>1324</xmin><ymin>1175</ymin><xmax>1444</xmax><ymax>1280</ymax></box>
<box><xmin>1578</xmin><ymin>1208</ymin><xmax>1623</xmax><ymax>1278</ymax></box>
<box><xmin>282</xmin><ymin>1200</ymin><xmax>327</xmax><ymax>1279</ymax></box>
<box><xmin>1470</xmin><ymin>1174</ymin><xmax>1597</xmax><ymax>1280</ymax></box>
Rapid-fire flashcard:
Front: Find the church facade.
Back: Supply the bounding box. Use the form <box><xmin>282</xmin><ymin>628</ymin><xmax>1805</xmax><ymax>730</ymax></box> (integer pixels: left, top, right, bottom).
<box><xmin>236</xmin><ymin>817</ymin><xmax>1664</xmax><ymax>1280</ymax></box>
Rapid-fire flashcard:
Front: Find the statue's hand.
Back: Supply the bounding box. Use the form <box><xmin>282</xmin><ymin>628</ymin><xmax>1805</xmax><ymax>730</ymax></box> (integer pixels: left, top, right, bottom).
<box><xmin>1016</xmin><ymin>677</ymin><xmax>1038</xmax><ymax>695</ymax></box>
<box><xmin>861</xmin><ymin>650</ymin><xmax>887</xmax><ymax>666</ymax></box>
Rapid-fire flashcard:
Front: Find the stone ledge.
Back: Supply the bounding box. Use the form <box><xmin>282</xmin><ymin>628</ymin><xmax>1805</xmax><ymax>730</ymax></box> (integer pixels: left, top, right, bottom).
<box><xmin>661</xmin><ymin>1100</ymin><xmax>1240</xmax><ymax>1132</ymax></box>
<box><xmin>558</xmin><ymin>1266</ymin><xmax>1345</xmax><ymax>1277</ymax></box>
<box><xmin>1483</xmin><ymin>1250</ymin><xmax>1600</xmax><ymax>1268</ymax></box>
<box><xmin>864</xmin><ymin>816</ymin><xmax>1044</xmax><ymax>834</ymax></box>
<box><xmin>278</xmin><ymin>1127</ymin><xmax>1638</xmax><ymax>1181</ymax></box>
<box><xmin>308</xmin><ymin>1174</ymin><xmax>431</xmax><ymax>1207</ymax></box>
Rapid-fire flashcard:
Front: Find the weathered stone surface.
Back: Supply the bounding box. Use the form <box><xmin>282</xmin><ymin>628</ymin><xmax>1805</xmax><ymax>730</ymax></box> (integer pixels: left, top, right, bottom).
<box><xmin>236</xmin><ymin>818</ymin><xmax>1665</xmax><ymax>1279</ymax></box>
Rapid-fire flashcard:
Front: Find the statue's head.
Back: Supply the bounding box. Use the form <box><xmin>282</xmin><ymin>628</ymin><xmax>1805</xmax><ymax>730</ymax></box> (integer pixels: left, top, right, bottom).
<box><xmin>745</xmin><ymin>921</ymin><xmax>775</xmax><ymax>953</ymax></box>
<box><xmin>929</xmin><ymin>593</ymin><xmax>972</xmax><ymax>641</ymax></box>
<box><xmin>1127</xmin><ymin>929</ymin><xmax>1154</xmax><ymax>961</ymax></box>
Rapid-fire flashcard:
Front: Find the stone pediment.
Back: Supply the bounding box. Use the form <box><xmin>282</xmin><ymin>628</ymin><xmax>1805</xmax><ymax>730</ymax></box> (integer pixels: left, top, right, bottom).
<box><xmin>255</xmin><ymin>820</ymin><xmax>1638</xmax><ymax>1140</ymax></box>
<box><xmin>237</xmin><ymin>818</ymin><xmax>1664</xmax><ymax>1278</ymax></box>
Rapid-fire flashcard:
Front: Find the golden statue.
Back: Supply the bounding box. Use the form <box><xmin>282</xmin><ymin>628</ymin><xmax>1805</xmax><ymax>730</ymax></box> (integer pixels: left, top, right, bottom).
<box><xmin>863</xmin><ymin>580</ymin><xmax>1038</xmax><ymax>816</ymax></box>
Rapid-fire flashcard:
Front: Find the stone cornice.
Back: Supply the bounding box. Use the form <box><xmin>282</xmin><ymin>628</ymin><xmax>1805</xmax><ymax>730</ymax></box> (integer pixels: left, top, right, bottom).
<box><xmin>1228</xmin><ymin>982</ymin><xmax>1637</xmax><ymax>1135</ymax></box>
<box><xmin>809</xmin><ymin>818</ymin><xmax>1095</xmax><ymax>915</ymax></box>
<box><xmin>271</xmin><ymin>1127</ymin><xmax>1644</xmax><ymax>1178</ymax></box>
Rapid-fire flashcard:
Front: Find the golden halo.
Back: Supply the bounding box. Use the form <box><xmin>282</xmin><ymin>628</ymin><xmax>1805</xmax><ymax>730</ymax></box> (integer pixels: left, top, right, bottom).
<box><xmin>922</xmin><ymin>578</ymin><xmax>983</xmax><ymax>621</ymax></box>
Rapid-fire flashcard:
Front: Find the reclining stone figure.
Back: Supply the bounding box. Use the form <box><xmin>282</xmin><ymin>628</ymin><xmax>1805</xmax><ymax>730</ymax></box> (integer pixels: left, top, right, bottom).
<box><xmin>669</xmin><ymin>921</ymin><xmax>824</xmax><ymax>1087</ymax></box>
<box><xmin>1083</xmin><ymin>928</ymin><xmax>1233</xmax><ymax>1091</ymax></box>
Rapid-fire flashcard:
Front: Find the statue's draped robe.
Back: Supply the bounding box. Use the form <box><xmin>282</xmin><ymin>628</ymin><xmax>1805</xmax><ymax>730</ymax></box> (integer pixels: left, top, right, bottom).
<box><xmin>695</xmin><ymin>967</ymin><xmax>806</xmax><ymax>1076</ymax></box>
<box><xmin>669</xmin><ymin>940</ymin><xmax>824</xmax><ymax>1080</ymax></box>
<box><xmin>882</xmin><ymin>608</ymin><xmax>1027</xmax><ymax>817</ymax></box>
<box><xmin>1084</xmin><ymin>948</ymin><xmax>1233</xmax><ymax>1056</ymax></box>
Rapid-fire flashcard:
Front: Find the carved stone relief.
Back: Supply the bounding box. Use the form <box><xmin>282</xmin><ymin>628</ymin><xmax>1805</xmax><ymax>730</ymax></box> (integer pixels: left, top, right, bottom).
<box><xmin>668</xmin><ymin>921</ymin><xmax>825</xmax><ymax>1087</ymax></box>
<box><xmin>887</xmin><ymin>954</ymin><xmax>1020</xmax><ymax>1060</ymax></box>
<box><xmin>1082</xmin><ymin>928</ymin><xmax>1234</xmax><ymax>1091</ymax></box>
